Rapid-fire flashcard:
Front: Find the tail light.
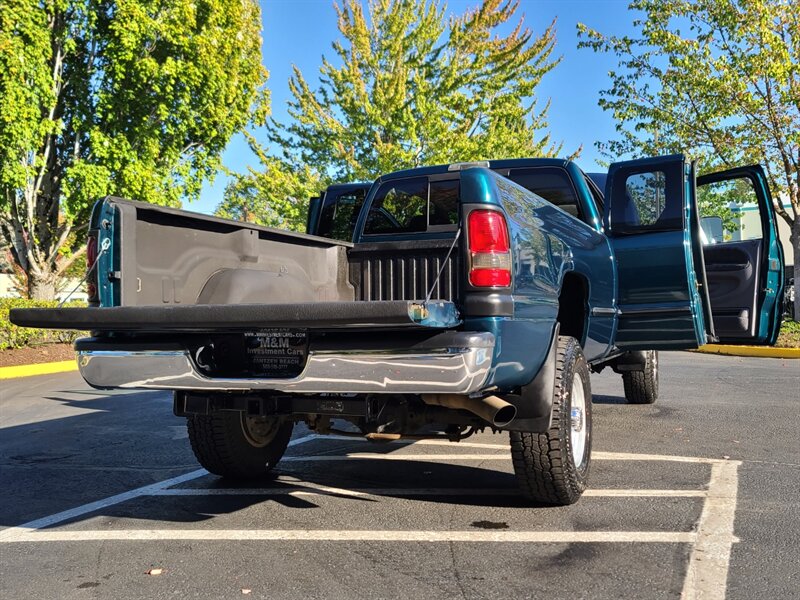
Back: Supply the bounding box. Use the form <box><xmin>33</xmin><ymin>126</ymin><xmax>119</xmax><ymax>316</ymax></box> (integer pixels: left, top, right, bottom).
<box><xmin>468</xmin><ymin>210</ymin><xmax>512</xmax><ymax>287</ymax></box>
<box><xmin>86</xmin><ymin>231</ymin><xmax>99</xmax><ymax>305</ymax></box>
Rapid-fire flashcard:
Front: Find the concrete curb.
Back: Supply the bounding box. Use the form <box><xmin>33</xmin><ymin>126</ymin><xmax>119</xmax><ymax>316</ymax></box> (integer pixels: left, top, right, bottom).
<box><xmin>0</xmin><ymin>360</ymin><xmax>78</xmax><ymax>380</ymax></box>
<box><xmin>695</xmin><ymin>344</ymin><xmax>800</xmax><ymax>359</ymax></box>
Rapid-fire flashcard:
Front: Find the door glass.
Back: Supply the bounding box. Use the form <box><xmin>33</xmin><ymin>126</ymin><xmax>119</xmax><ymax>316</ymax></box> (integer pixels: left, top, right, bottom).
<box><xmin>697</xmin><ymin>177</ymin><xmax>762</xmax><ymax>244</ymax></box>
<box><xmin>625</xmin><ymin>171</ymin><xmax>667</xmax><ymax>227</ymax></box>
<box><xmin>608</xmin><ymin>167</ymin><xmax>683</xmax><ymax>233</ymax></box>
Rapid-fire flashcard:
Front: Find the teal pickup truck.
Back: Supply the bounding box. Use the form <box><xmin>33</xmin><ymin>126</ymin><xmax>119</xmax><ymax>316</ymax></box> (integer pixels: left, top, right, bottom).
<box><xmin>11</xmin><ymin>155</ymin><xmax>784</xmax><ymax>505</ymax></box>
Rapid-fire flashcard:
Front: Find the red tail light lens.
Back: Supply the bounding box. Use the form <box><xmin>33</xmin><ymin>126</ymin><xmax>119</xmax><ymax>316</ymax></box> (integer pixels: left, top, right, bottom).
<box><xmin>468</xmin><ymin>210</ymin><xmax>512</xmax><ymax>288</ymax></box>
<box><xmin>87</xmin><ymin>236</ymin><xmax>98</xmax><ymax>266</ymax></box>
<box><xmin>468</xmin><ymin>210</ymin><xmax>509</xmax><ymax>253</ymax></box>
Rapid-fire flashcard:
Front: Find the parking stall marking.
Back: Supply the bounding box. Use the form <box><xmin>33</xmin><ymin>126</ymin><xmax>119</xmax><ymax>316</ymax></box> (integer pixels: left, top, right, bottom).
<box><xmin>0</xmin><ymin>435</ymin><xmax>741</xmax><ymax>600</ymax></box>
<box><xmin>151</xmin><ymin>486</ymin><xmax>708</xmax><ymax>498</ymax></box>
<box><xmin>682</xmin><ymin>460</ymin><xmax>740</xmax><ymax>600</ymax></box>
<box><xmin>0</xmin><ymin>529</ymin><xmax>697</xmax><ymax>544</ymax></box>
<box><xmin>0</xmin><ymin>434</ymin><xmax>317</xmax><ymax>544</ymax></box>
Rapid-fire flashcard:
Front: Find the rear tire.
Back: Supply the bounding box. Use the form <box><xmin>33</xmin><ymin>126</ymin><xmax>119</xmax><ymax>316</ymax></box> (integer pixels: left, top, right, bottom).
<box><xmin>622</xmin><ymin>350</ymin><xmax>658</xmax><ymax>404</ymax></box>
<box><xmin>510</xmin><ymin>335</ymin><xmax>592</xmax><ymax>505</ymax></box>
<box><xmin>187</xmin><ymin>412</ymin><xmax>293</xmax><ymax>479</ymax></box>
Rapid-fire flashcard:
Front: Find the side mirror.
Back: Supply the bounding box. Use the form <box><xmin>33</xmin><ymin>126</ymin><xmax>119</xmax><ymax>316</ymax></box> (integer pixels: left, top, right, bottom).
<box><xmin>700</xmin><ymin>216</ymin><xmax>723</xmax><ymax>245</ymax></box>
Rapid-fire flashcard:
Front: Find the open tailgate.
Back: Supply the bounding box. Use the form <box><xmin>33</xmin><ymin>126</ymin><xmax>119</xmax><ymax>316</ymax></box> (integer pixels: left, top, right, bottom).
<box><xmin>9</xmin><ymin>300</ymin><xmax>460</xmax><ymax>332</ymax></box>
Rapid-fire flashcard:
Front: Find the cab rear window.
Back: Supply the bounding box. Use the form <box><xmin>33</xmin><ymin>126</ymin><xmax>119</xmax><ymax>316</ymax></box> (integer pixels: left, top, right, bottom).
<box><xmin>363</xmin><ymin>177</ymin><xmax>459</xmax><ymax>235</ymax></box>
<box><xmin>317</xmin><ymin>188</ymin><xmax>366</xmax><ymax>241</ymax></box>
<box><xmin>505</xmin><ymin>167</ymin><xmax>582</xmax><ymax>219</ymax></box>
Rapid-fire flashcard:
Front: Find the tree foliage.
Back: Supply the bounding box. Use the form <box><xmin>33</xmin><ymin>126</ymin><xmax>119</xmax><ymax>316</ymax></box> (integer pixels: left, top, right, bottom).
<box><xmin>269</xmin><ymin>0</ymin><xmax>566</xmax><ymax>182</ymax></box>
<box><xmin>578</xmin><ymin>0</ymin><xmax>799</xmax><ymax>315</ymax></box>
<box><xmin>0</xmin><ymin>0</ymin><xmax>269</xmax><ymax>298</ymax></box>
<box><xmin>216</xmin><ymin>135</ymin><xmax>321</xmax><ymax>231</ymax></box>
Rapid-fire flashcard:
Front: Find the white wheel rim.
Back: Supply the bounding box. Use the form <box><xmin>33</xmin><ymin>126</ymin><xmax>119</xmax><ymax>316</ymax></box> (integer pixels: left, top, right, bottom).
<box><xmin>569</xmin><ymin>373</ymin><xmax>587</xmax><ymax>468</ymax></box>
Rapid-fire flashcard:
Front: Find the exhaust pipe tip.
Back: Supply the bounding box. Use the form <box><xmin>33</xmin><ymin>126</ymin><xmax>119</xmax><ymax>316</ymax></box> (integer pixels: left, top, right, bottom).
<box><xmin>422</xmin><ymin>393</ymin><xmax>517</xmax><ymax>429</ymax></box>
<box><xmin>492</xmin><ymin>404</ymin><xmax>517</xmax><ymax>428</ymax></box>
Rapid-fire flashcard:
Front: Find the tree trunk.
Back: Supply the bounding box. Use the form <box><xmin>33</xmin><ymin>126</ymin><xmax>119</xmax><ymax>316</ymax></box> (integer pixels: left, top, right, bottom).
<box><xmin>27</xmin><ymin>270</ymin><xmax>58</xmax><ymax>301</ymax></box>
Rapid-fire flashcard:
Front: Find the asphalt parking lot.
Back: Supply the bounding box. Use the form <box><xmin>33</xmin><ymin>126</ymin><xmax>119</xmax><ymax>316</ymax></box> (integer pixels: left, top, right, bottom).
<box><xmin>1</xmin><ymin>352</ymin><xmax>798</xmax><ymax>599</ymax></box>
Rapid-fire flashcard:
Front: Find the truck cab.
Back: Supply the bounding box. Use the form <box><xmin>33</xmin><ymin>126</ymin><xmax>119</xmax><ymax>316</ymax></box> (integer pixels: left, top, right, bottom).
<box><xmin>310</xmin><ymin>158</ymin><xmax>784</xmax><ymax>352</ymax></box>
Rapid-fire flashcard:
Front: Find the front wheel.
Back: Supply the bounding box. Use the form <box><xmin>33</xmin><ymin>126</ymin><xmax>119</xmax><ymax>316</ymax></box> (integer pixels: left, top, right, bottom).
<box><xmin>622</xmin><ymin>350</ymin><xmax>658</xmax><ymax>404</ymax></box>
<box><xmin>187</xmin><ymin>411</ymin><xmax>293</xmax><ymax>479</ymax></box>
<box><xmin>510</xmin><ymin>335</ymin><xmax>592</xmax><ymax>505</ymax></box>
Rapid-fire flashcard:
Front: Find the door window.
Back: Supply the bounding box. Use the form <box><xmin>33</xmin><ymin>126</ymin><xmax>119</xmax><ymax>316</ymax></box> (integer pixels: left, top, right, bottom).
<box><xmin>607</xmin><ymin>161</ymin><xmax>684</xmax><ymax>234</ymax></box>
<box><xmin>624</xmin><ymin>171</ymin><xmax>668</xmax><ymax>226</ymax></box>
<box><xmin>697</xmin><ymin>177</ymin><xmax>762</xmax><ymax>244</ymax></box>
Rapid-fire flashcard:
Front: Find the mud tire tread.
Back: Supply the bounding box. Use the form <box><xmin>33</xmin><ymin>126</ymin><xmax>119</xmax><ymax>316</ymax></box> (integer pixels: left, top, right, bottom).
<box><xmin>187</xmin><ymin>412</ymin><xmax>292</xmax><ymax>479</ymax></box>
<box><xmin>622</xmin><ymin>350</ymin><xmax>658</xmax><ymax>404</ymax></box>
<box><xmin>510</xmin><ymin>335</ymin><xmax>592</xmax><ymax>505</ymax></box>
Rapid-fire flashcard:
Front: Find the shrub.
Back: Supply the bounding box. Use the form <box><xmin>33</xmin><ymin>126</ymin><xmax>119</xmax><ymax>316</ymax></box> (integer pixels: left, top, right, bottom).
<box><xmin>0</xmin><ymin>298</ymin><xmax>87</xmax><ymax>350</ymax></box>
<box><xmin>776</xmin><ymin>319</ymin><xmax>800</xmax><ymax>349</ymax></box>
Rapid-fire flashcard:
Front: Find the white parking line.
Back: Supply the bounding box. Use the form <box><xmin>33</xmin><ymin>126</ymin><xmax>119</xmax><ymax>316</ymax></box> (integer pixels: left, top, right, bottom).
<box><xmin>295</xmin><ymin>436</ymin><xmax>739</xmax><ymax>465</ymax></box>
<box><xmin>282</xmin><ymin>453</ymin><xmax>510</xmax><ymax>461</ymax></box>
<box><xmin>0</xmin><ymin>434</ymin><xmax>317</xmax><ymax>543</ymax></box>
<box><xmin>151</xmin><ymin>486</ymin><xmax>707</xmax><ymax>498</ymax></box>
<box><xmin>282</xmin><ymin>453</ymin><xmax>741</xmax><ymax>465</ymax></box>
<box><xmin>681</xmin><ymin>461</ymin><xmax>740</xmax><ymax>600</ymax></box>
<box><xmin>0</xmin><ymin>435</ymin><xmax>741</xmax><ymax>600</ymax></box>
<box><xmin>0</xmin><ymin>468</ymin><xmax>207</xmax><ymax>542</ymax></box>
<box><xmin>0</xmin><ymin>529</ymin><xmax>697</xmax><ymax>544</ymax></box>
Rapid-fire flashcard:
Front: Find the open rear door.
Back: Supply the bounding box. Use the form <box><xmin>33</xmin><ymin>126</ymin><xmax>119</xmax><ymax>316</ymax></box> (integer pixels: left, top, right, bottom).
<box><xmin>604</xmin><ymin>155</ymin><xmax>713</xmax><ymax>350</ymax></box>
<box><xmin>697</xmin><ymin>165</ymin><xmax>785</xmax><ymax>344</ymax></box>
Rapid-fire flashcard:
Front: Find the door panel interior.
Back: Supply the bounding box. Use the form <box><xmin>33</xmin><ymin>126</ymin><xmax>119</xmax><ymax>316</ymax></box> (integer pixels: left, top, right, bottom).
<box><xmin>696</xmin><ymin>164</ymin><xmax>784</xmax><ymax>345</ymax></box>
<box><xmin>703</xmin><ymin>240</ymin><xmax>762</xmax><ymax>338</ymax></box>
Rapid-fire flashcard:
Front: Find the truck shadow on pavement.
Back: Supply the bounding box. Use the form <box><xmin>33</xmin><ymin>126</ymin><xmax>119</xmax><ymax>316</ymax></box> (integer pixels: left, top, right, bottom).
<box><xmin>590</xmin><ymin>394</ymin><xmax>628</xmax><ymax>404</ymax></box>
<box><xmin>2</xmin><ymin>389</ymin><xmax>559</xmax><ymax>530</ymax></box>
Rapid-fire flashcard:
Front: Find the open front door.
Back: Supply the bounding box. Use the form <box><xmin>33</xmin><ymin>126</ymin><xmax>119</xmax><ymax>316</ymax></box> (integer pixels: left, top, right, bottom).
<box><xmin>604</xmin><ymin>155</ymin><xmax>713</xmax><ymax>350</ymax></box>
<box><xmin>697</xmin><ymin>165</ymin><xmax>785</xmax><ymax>344</ymax></box>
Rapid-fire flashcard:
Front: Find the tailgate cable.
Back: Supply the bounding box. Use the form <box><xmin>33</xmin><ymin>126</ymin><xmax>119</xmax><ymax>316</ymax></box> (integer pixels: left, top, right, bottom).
<box><xmin>58</xmin><ymin>238</ymin><xmax>111</xmax><ymax>308</ymax></box>
<box><xmin>424</xmin><ymin>227</ymin><xmax>461</xmax><ymax>305</ymax></box>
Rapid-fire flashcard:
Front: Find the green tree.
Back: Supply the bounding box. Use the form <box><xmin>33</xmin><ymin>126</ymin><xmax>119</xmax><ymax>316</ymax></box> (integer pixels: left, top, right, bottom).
<box><xmin>578</xmin><ymin>0</ymin><xmax>800</xmax><ymax>318</ymax></box>
<box><xmin>0</xmin><ymin>0</ymin><xmax>269</xmax><ymax>299</ymax></box>
<box><xmin>216</xmin><ymin>135</ymin><xmax>321</xmax><ymax>231</ymax></box>
<box><xmin>271</xmin><ymin>0</ymin><xmax>565</xmax><ymax>182</ymax></box>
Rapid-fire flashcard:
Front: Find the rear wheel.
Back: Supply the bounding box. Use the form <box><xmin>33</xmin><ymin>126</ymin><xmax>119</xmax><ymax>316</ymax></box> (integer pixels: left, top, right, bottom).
<box><xmin>510</xmin><ymin>335</ymin><xmax>592</xmax><ymax>505</ymax></box>
<box><xmin>187</xmin><ymin>411</ymin><xmax>293</xmax><ymax>479</ymax></box>
<box><xmin>622</xmin><ymin>350</ymin><xmax>658</xmax><ymax>404</ymax></box>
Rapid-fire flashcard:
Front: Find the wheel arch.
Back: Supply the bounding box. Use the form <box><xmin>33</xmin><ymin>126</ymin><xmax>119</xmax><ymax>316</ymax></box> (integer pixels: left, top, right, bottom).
<box><xmin>557</xmin><ymin>271</ymin><xmax>589</xmax><ymax>347</ymax></box>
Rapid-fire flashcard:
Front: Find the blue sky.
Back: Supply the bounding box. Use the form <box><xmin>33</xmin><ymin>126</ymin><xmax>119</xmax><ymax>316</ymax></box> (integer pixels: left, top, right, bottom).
<box><xmin>194</xmin><ymin>0</ymin><xmax>639</xmax><ymax>214</ymax></box>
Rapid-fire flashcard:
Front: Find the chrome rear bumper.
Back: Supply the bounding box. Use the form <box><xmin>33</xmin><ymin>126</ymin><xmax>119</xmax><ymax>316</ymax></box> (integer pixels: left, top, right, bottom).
<box><xmin>76</xmin><ymin>333</ymin><xmax>495</xmax><ymax>395</ymax></box>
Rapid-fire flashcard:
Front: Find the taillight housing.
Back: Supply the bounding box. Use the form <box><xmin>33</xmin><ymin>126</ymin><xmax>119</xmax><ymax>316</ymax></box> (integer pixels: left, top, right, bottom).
<box><xmin>468</xmin><ymin>210</ymin><xmax>512</xmax><ymax>287</ymax></box>
<box><xmin>86</xmin><ymin>231</ymin><xmax>99</xmax><ymax>305</ymax></box>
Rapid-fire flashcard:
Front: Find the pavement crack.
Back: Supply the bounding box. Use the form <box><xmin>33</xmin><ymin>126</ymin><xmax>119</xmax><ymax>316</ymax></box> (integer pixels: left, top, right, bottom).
<box><xmin>447</xmin><ymin>501</ymin><xmax>469</xmax><ymax>600</ymax></box>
